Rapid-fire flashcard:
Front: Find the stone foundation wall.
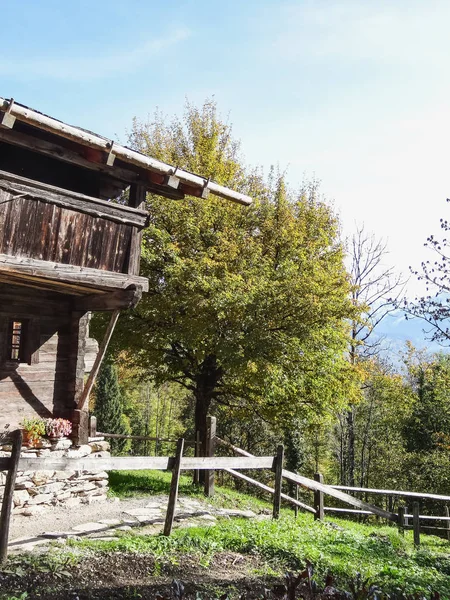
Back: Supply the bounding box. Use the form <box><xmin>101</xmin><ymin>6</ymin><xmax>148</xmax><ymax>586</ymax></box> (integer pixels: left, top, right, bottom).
<box><xmin>0</xmin><ymin>437</ymin><xmax>110</xmax><ymax>515</ymax></box>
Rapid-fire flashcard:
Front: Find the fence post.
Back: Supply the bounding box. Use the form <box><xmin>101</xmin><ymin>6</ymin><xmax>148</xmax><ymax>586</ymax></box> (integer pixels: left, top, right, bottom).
<box><xmin>413</xmin><ymin>502</ymin><xmax>420</xmax><ymax>548</ymax></box>
<box><xmin>204</xmin><ymin>416</ymin><xmax>216</xmax><ymax>497</ymax></box>
<box><xmin>89</xmin><ymin>415</ymin><xmax>97</xmax><ymax>438</ymax></box>
<box><xmin>193</xmin><ymin>430</ymin><xmax>200</xmax><ymax>486</ymax></box>
<box><xmin>273</xmin><ymin>444</ymin><xmax>284</xmax><ymax>519</ymax></box>
<box><xmin>0</xmin><ymin>429</ymin><xmax>23</xmax><ymax>562</ymax></box>
<box><xmin>404</xmin><ymin>506</ymin><xmax>409</xmax><ymax>528</ymax></box>
<box><xmin>398</xmin><ymin>506</ymin><xmax>405</xmax><ymax>536</ymax></box>
<box><xmin>294</xmin><ymin>484</ymin><xmax>299</xmax><ymax>518</ymax></box>
<box><xmin>314</xmin><ymin>473</ymin><xmax>324</xmax><ymax>521</ymax></box>
<box><xmin>163</xmin><ymin>438</ymin><xmax>184</xmax><ymax>536</ymax></box>
<box><xmin>445</xmin><ymin>506</ymin><xmax>450</xmax><ymax>542</ymax></box>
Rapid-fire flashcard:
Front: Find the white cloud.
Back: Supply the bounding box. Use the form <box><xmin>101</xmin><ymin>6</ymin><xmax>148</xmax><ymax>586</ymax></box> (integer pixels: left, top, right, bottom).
<box><xmin>0</xmin><ymin>28</ymin><xmax>191</xmax><ymax>81</ymax></box>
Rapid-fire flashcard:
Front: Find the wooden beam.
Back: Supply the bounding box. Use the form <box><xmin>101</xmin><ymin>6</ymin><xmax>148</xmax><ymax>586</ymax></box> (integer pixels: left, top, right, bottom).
<box><xmin>0</xmin><ymin>97</ymin><xmax>253</xmax><ymax>206</ymax></box>
<box><xmin>127</xmin><ymin>184</ymin><xmax>146</xmax><ymax>275</ymax></box>
<box><xmin>164</xmin><ymin>438</ymin><xmax>184</xmax><ymax>536</ymax></box>
<box><xmin>0</xmin><ymin>126</ymin><xmax>139</xmax><ymax>185</ymax></box>
<box><xmin>73</xmin><ymin>288</ymin><xmax>142</xmax><ymax>311</ymax></box>
<box><xmin>77</xmin><ymin>310</ymin><xmax>120</xmax><ymax>411</ymax></box>
<box><xmin>0</xmin><ymin>429</ymin><xmax>22</xmax><ymax>562</ymax></box>
<box><xmin>225</xmin><ymin>468</ymin><xmax>315</xmax><ymax>514</ymax></box>
<box><xmin>331</xmin><ymin>485</ymin><xmax>450</xmax><ymax>502</ymax></box>
<box><xmin>272</xmin><ymin>444</ymin><xmax>284</xmax><ymax>519</ymax></box>
<box><xmin>18</xmin><ymin>455</ymin><xmax>276</xmax><ymax>472</ymax></box>
<box><xmin>314</xmin><ymin>473</ymin><xmax>324</xmax><ymax>521</ymax></box>
<box><xmin>0</xmin><ymin>170</ymin><xmax>149</xmax><ymax>227</ymax></box>
<box><xmin>0</xmin><ymin>254</ymin><xmax>149</xmax><ymax>293</ymax></box>
<box><xmin>204</xmin><ymin>416</ymin><xmax>217</xmax><ymax>497</ymax></box>
<box><xmin>283</xmin><ymin>470</ymin><xmax>397</xmax><ymax>522</ymax></box>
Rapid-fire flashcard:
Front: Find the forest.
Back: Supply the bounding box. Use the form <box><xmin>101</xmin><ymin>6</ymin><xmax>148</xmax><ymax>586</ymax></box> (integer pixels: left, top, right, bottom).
<box><xmin>92</xmin><ymin>99</ymin><xmax>450</xmax><ymax>499</ymax></box>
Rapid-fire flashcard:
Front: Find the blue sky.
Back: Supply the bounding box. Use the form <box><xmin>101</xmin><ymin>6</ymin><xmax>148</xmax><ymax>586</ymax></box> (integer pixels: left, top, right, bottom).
<box><xmin>2</xmin><ymin>0</ymin><xmax>449</xmax><ymax>351</ymax></box>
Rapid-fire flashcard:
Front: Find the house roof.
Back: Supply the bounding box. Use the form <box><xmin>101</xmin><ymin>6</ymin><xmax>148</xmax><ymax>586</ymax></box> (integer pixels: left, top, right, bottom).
<box><xmin>0</xmin><ymin>96</ymin><xmax>252</xmax><ymax>206</ymax></box>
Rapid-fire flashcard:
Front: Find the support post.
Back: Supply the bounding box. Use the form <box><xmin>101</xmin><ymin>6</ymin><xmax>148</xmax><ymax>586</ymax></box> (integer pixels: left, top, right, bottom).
<box><xmin>398</xmin><ymin>506</ymin><xmax>405</xmax><ymax>536</ymax></box>
<box><xmin>163</xmin><ymin>438</ymin><xmax>184</xmax><ymax>536</ymax></box>
<box><xmin>77</xmin><ymin>309</ymin><xmax>120</xmax><ymax>411</ymax></box>
<box><xmin>314</xmin><ymin>473</ymin><xmax>324</xmax><ymax>521</ymax></box>
<box><xmin>89</xmin><ymin>415</ymin><xmax>97</xmax><ymax>438</ymax></box>
<box><xmin>0</xmin><ymin>429</ymin><xmax>22</xmax><ymax>562</ymax></box>
<box><xmin>294</xmin><ymin>484</ymin><xmax>299</xmax><ymax>518</ymax></box>
<box><xmin>445</xmin><ymin>506</ymin><xmax>450</xmax><ymax>542</ymax></box>
<box><xmin>193</xmin><ymin>430</ymin><xmax>200</xmax><ymax>485</ymax></box>
<box><xmin>204</xmin><ymin>416</ymin><xmax>216</xmax><ymax>497</ymax></box>
<box><xmin>413</xmin><ymin>502</ymin><xmax>420</xmax><ymax>547</ymax></box>
<box><xmin>272</xmin><ymin>444</ymin><xmax>284</xmax><ymax>519</ymax></box>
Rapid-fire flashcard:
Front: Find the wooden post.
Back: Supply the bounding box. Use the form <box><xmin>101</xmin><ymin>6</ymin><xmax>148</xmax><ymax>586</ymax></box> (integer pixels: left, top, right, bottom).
<box><xmin>163</xmin><ymin>438</ymin><xmax>184</xmax><ymax>536</ymax></box>
<box><xmin>314</xmin><ymin>473</ymin><xmax>324</xmax><ymax>521</ymax></box>
<box><xmin>193</xmin><ymin>430</ymin><xmax>200</xmax><ymax>486</ymax></box>
<box><xmin>204</xmin><ymin>416</ymin><xmax>216</xmax><ymax>497</ymax></box>
<box><xmin>89</xmin><ymin>415</ymin><xmax>97</xmax><ymax>438</ymax></box>
<box><xmin>294</xmin><ymin>484</ymin><xmax>299</xmax><ymax>518</ymax></box>
<box><xmin>272</xmin><ymin>444</ymin><xmax>284</xmax><ymax>519</ymax></box>
<box><xmin>77</xmin><ymin>309</ymin><xmax>120</xmax><ymax>411</ymax></box>
<box><xmin>404</xmin><ymin>506</ymin><xmax>409</xmax><ymax>528</ymax></box>
<box><xmin>0</xmin><ymin>429</ymin><xmax>22</xmax><ymax>562</ymax></box>
<box><xmin>398</xmin><ymin>506</ymin><xmax>405</xmax><ymax>536</ymax></box>
<box><xmin>445</xmin><ymin>506</ymin><xmax>450</xmax><ymax>542</ymax></box>
<box><xmin>413</xmin><ymin>502</ymin><xmax>420</xmax><ymax>547</ymax></box>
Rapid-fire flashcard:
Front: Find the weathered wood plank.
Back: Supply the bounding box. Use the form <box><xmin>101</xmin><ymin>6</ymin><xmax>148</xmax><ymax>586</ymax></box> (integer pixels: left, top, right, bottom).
<box><xmin>73</xmin><ymin>288</ymin><xmax>142</xmax><ymax>311</ymax></box>
<box><xmin>0</xmin><ymin>430</ymin><xmax>22</xmax><ymax>562</ymax></box>
<box><xmin>272</xmin><ymin>445</ymin><xmax>284</xmax><ymax>519</ymax></box>
<box><xmin>0</xmin><ymin>254</ymin><xmax>149</xmax><ymax>292</ymax></box>
<box><xmin>225</xmin><ymin>468</ymin><xmax>315</xmax><ymax>513</ymax></box>
<box><xmin>164</xmin><ymin>438</ymin><xmax>184</xmax><ymax>536</ymax></box>
<box><xmin>18</xmin><ymin>455</ymin><xmax>275</xmax><ymax>472</ymax></box>
<box><xmin>283</xmin><ymin>470</ymin><xmax>397</xmax><ymax>522</ymax></box>
<box><xmin>332</xmin><ymin>485</ymin><xmax>450</xmax><ymax>503</ymax></box>
<box><xmin>0</xmin><ymin>171</ymin><xmax>149</xmax><ymax>227</ymax></box>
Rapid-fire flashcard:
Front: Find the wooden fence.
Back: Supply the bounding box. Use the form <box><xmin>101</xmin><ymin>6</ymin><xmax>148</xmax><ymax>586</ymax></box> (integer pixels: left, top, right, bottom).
<box><xmin>1</xmin><ymin>418</ymin><xmax>450</xmax><ymax>561</ymax></box>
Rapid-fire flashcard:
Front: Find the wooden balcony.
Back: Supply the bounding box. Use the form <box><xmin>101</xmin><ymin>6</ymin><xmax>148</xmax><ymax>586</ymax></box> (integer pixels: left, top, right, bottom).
<box><xmin>0</xmin><ymin>170</ymin><xmax>148</xmax><ymax>296</ymax></box>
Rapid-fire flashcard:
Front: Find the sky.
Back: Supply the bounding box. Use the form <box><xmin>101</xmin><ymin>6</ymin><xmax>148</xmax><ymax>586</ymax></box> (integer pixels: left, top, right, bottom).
<box><xmin>2</xmin><ymin>0</ymin><xmax>449</xmax><ymax>351</ymax></box>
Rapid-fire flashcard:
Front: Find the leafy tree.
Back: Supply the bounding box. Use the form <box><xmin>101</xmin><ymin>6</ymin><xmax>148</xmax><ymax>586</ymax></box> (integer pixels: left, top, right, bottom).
<box><xmin>114</xmin><ymin>100</ymin><xmax>358</xmax><ymax>450</ymax></box>
<box><xmin>93</xmin><ymin>360</ymin><xmax>131</xmax><ymax>454</ymax></box>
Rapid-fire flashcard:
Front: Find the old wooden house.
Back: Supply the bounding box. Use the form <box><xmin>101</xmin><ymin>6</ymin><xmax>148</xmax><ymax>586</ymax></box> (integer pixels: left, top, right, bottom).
<box><xmin>0</xmin><ymin>96</ymin><xmax>251</xmax><ymax>446</ymax></box>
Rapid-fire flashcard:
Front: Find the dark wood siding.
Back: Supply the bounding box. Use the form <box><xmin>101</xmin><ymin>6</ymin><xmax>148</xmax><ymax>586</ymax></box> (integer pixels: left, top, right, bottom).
<box><xmin>0</xmin><ymin>192</ymin><xmax>133</xmax><ymax>272</ymax></box>
<box><xmin>0</xmin><ymin>284</ymin><xmax>76</xmax><ymax>429</ymax></box>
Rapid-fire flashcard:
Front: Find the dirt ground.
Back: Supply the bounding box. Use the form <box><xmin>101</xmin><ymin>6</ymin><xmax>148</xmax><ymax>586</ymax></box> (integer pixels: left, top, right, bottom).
<box><xmin>0</xmin><ymin>551</ymin><xmax>276</xmax><ymax>599</ymax></box>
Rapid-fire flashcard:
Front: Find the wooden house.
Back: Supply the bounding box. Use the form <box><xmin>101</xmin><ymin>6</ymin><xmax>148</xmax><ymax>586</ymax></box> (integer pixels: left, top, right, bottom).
<box><xmin>0</xmin><ymin>97</ymin><xmax>251</xmax><ymax>445</ymax></box>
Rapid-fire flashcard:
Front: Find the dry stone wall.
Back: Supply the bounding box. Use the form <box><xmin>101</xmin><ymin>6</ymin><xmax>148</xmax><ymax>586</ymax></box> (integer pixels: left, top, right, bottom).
<box><xmin>0</xmin><ymin>437</ymin><xmax>110</xmax><ymax>515</ymax></box>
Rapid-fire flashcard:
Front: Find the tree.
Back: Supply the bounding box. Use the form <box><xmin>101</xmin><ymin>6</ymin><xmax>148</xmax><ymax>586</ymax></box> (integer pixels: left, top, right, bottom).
<box><xmin>93</xmin><ymin>360</ymin><xmax>131</xmax><ymax>454</ymax></box>
<box><xmin>339</xmin><ymin>225</ymin><xmax>405</xmax><ymax>486</ymax></box>
<box><xmin>114</xmin><ymin>100</ymin><xmax>358</xmax><ymax>451</ymax></box>
<box><xmin>405</xmin><ymin>204</ymin><xmax>450</xmax><ymax>343</ymax></box>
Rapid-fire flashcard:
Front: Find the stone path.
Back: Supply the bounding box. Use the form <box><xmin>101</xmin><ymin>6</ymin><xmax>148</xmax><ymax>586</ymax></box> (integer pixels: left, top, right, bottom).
<box><xmin>8</xmin><ymin>496</ymin><xmax>259</xmax><ymax>554</ymax></box>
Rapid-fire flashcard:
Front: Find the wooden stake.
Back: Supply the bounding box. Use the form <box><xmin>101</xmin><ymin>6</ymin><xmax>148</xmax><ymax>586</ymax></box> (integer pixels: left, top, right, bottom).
<box><xmin>77</xmin><ymin>309</ymin><xmax>120</xmax><ymax>411</ymax></box>
<box><xmin>398</xmin><ymin>506</ymin><xmax>405</xmax><ymax>536</ymax></box>
<box><xmin>445</xmin><ymin>506</ymin><xmax>450</xmax><ymax>542</ymax></box>
<box><xmin>314</xmin><ymin>473</ymin><xmax>324</xmax><ymax>521</ymax></box>
<box><xmin>163</xmin><ymin>438</ymin><xmax>184</xmax><ymax>536</ymax></box>
<box><xmin>413</xmin><ymin>502</ymin><xmax>420</xmax><ymax>547</ymax></box>
<box><xmin>204</xmin><ymin>416</ymin><xmax>216</xmax><ymax>498</ymax></box>
<box><xmin>273</xmin><ymin>444</ymin><xmax>284</xmax><ymax>519</ymax></box>
<box><xmin>193</xmin><ymin>430</ymin><xmax>200</xmax><ymax>485</ymax></box>
<box><xmin>294</xmin><ymin>484</ymin><xmax>299</xmax><ymax>518</ymax></box>
<box><xmin>0</xmin><ymin>429</ymin><xmax>22</xmax><ymax>562</ymax></box>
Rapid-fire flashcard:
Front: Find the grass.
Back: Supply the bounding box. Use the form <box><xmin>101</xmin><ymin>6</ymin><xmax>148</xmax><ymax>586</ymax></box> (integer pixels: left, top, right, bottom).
<box><xmin>108</xmin><ymin>469</ymin><xmax>272</xmax><ymax>512</ymax></box>
<box><xmin>85</xmin><ymin>470</ymin><xmax>450</xmax><ymax>596</ymax></box>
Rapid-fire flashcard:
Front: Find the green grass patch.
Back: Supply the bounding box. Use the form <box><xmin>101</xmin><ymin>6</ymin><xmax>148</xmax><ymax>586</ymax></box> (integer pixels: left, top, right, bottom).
<box><xmin>94</xmin><ymin>472</ymin><xmax>450</xmax><ymax>596</ymax></box>
<box><xmin>108</xmin><ymin>469</ymin><xmax>272</xmax><ymax>512</ymax></box>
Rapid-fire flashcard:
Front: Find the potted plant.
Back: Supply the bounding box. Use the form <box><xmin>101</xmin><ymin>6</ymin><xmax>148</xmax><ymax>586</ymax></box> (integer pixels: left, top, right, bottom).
<box><xmin>21</xmin><ymin>417</ymin><xmax>45</xmax><ymax>447</ymax></box>
<box><xmin>44</xmin><ymin>418</ymin><xmax>72</xmax><ymax>440</ymax></box>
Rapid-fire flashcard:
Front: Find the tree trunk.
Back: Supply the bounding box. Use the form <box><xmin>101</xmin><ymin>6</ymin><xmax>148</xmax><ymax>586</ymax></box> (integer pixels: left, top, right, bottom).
<box><xmin>346</xmin><ymin>407</ymin><xmax>355</xmax><ymax>487</ymax></box>
<box><xmin>193</xmin><ymin>354</ymin><xmax>222</xmax><ymax>483</ymax></box>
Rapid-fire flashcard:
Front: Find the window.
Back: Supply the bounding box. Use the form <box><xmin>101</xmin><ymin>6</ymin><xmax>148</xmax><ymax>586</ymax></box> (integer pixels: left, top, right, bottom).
<box><xmin>9</xmin><ymin>320</ymin><xmax>26</xmax><ymax>361</ymax></box>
